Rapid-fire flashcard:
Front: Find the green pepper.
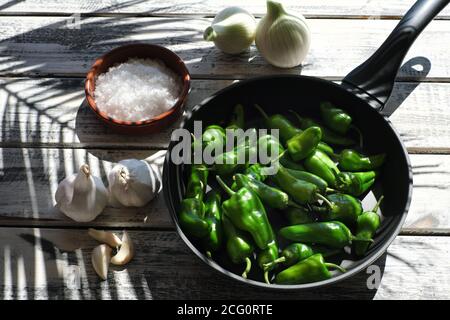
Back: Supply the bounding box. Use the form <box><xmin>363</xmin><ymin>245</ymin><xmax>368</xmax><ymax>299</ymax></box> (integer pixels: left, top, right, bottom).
<box><xmin>254</xmin><ymin>104</ymin><xmax>302</xmax><ymax>144</ymax></box>
<box><xmin>337</xmin><ymin>149</ymin><xmax>386</xmax><ymax>171</ymax></box>
<box><xmin>244</xmin><ymin>163</ymin><xmax>267</xmax><ymax>182</ymax></box>
<box><xmin>185</xmin><ymin>164</ymin><xmax>208</xmax><ymax>200</ymax></box>
<box><xmin>286</xmin><ymin>126</ymin><xmax>322</xmax><ymax>161</ymax></box>
<box><xmin>354</xmin><ymin>196</ymin><xmax>383</xmax><ymax>256</ymax></box>
<box><xmin>313</xmin><ymin>193</ymin><xmax>363</xmax><ymax>225</ymax></box>
<box><xmin>227</xmin><ymin>104</ymin><xmax>245</xmax><ymax>130</ymax></box>
<box><xmin>231</xmin><ymin>163</ymin><xmax>268</xmax><ymax>190</ymax></box>
<box><xmin>290</xmin><ymin>110</ymin><xmax>356</xmax><ymax>146</ymax></box>
<box><xmin>257</xmin><ymin>241</ymin><xmax>279</xmax><ymax>284</ymax></box>
<box><xmin>285</xmin><ymin>168</ymin><xmax>332</xmax><ymax>194</ymax></box>
<box><xmin>320</xmin><ymin>102</ymin><xmax>352</xmax><ymax>135</ymax></box>
<box><xmin>280</xmin><ymin>155</ymin><xmax>305</xmax><ymax>171</ymax></box>
<box><xmin>304</xmin><ymin>149</ymin><xmax>340</xmax><ymax>187</ymax></box>
<box><xmin>272</xmin><ymin>163</ymin><xmax>331</xmax><ymax>205</ymax></box>
<box><xmin>274</xmin><ymin>253</ymin><xmax>346</xmax><ymax>285</ymax></box>
<box><xmin>213</xmin><ymin>144</ymin><xmax>255</xmax><ymax>176</ymax></box>
<box><xmin>316</xmin><ymin>142</ymin><xmax>335</xmax><ymax>157</ymax></box>
<box><xmin>203</xmin><ymin>191</ymin><xmax>224</xmax><ymax>257</ymax></box>
<box><xmin>319</xmin><ymin>102</ymin><xmax>363</xmax><ymax>146</ymax></box>
<box><xmin>279</xmin><ymin>221</ymin><xmax>371</xmax><ymax>249</ymax></box>
<box><xmin>264</xmin><ymin>243</ymin><xmax>342</xmax><ymax>271</ymax></box>
<box><xmin>265</xmin><ymin>243</ymin><xmax>313</xmax><ymax>270</ymax></box>
<box><xmin>234</xmin><ymin>173</ymin><xmax>293</xmax><ymax>210</ymax></box>
<box><xmin>216</xmin><ymin>176</ymin><xmax>276</xmax><ymax>250</ymax></box>
<box><xmin>193</xmin><ymin>125</ymin><xmax>225</xmax><ymax>153</ymax></box>
<box><xmin>335</xmin><ymin>170</ymin><xmax>378</xmax><ymax>196</ymax></box>
<box><xmin>222</xmin><ymin>215</ymin><xmax>254</xmax><ymax>278</ymax></box>
<box><xmin>254</xmin><ymin>104</ymin><xmax>335</xmax><ymax>156</ymax></box>
<box><xmin>284</xmin><ymin>206</ymin><xmax>315</xmax><ymax>225</ymax></box>
<box><xmin>179</xmin><ymin>198</ymin><xmax>209</xmax><ymax>238</ymax></box>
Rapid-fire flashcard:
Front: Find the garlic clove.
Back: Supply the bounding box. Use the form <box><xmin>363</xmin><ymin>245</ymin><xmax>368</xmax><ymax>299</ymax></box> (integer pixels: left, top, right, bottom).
<box><xmin>111</xmin><ymin>231</ymin><xmax>134</xmax><ymax>266</ymax></box>
<box><xmin>88</xmin><ymin>228</ymin><xmax>122</xmax><ymax>248</ymax></box>
<box><xmin>91</xmin><ymin>244</ymin><xmax>112</xmax><ymax>280</ymax></box>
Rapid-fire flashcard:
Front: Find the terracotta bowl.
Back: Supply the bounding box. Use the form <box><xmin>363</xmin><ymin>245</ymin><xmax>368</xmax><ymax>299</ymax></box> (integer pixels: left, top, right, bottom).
<box><xmin>85</xmin><ymin>43</ymin><xmax>190</xmax><ymax>134</ymax></box>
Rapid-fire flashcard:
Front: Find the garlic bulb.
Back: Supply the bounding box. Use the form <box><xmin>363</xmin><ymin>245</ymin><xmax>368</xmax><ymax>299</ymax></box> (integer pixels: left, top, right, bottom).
<box><xmin>55</xmin><ymin>164</ymin><xmax>108</xmax><ymax>222</ymax></box>
<box><xmin>204</xmin><ymin>6</ymin><xmax>256</xmax><ymax>54</ymax></box>
<box><xmin>108</xmin><ymin>159</ymin><xmax>160</xmax><ymax>207</ymax></box>
<box><xmin>256</xmin><ymin>0</ymin><xmax>311</xmax><ymax>68</ymax></box>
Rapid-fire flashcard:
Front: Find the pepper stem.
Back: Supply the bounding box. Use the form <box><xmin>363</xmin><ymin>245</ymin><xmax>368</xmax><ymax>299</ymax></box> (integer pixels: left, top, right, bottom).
<box><xmin>242</xmin><ymin>257</ymin><xmax>252</xmax><ymax>279</ymax></box>
<box><xmin>206</xmin><ymin>251</ymin><xmax>212</xmax><ymax>258</ymax></box>
<box><xmin>203</xmin><ymin>26</ymin><xmax>217</xmax><ymax>41</ymax></box>
<box><xmin>315</xmin><ymin>193</ymin><xmax>333</xmax><ymax>209</ymax></box>
<box><xmin>263</xmin><ymin>256</ymin><xmax>286</xmax><ymax>269</ymax></box>
<box><xmin>264</xmin><ymin>270</ymin><xmax>271</xmax><ymax>284</ymax></box>
<box><xmin>216</xmin><ymin>175</ymin><xmax>235</xmax><ymax>196</ymax></box>
<box><xmin>270</xmin><ymin>150</ymin><xmax>287</xmax><ymax>164</ymax></box>
<box><xmin>253</xmin><ymin>103</ymin><xmax>269</xmax><ymax>120</ymax></box>
<box><xmin>372</xmin><ymin>195</ymin><xmax>384</xmax><ymax>213</ymax></box>
<box><xmin>326</xmin><ymin>187</ymin><xmax>336</xmax><ymax>194</ymax></box>
<box><xmin>324</xmin><ymin>263</ymin><xmax>347</xmax><ymax>273</ymax></box>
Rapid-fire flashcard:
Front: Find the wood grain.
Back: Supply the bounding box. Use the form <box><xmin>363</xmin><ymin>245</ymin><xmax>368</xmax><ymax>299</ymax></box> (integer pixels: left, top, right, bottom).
<box><xmin>0</xmin><ymin>146</ymin><xmax>448</xmax><ymax>231</ymax></box>
<box><xmin>1</xmin><ymin>0</ymin><xmax>450</xmax><ymax>19</ymax></box>
<box><xmin>0</xmin><ymin>16</ymin><xmax>449</xmax><ymax>80</ymax></box>
<box><xmin>1</xmin><ymin>78</ymin><xmax>450</xmax><ymax>152</ymax></box>
<box><xmin>0</xmin><ymin>227</ymin><xmax>449</xmax><ymax>299</ymax></box>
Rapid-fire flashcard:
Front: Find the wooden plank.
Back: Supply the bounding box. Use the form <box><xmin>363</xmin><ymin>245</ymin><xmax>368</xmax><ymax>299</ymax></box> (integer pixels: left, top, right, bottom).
<box><xmin>1</xmin><ymin>17</ymin><xmax>450</xmax><ymax>80</ymax></box>
<box><xmin>1</xmin><ymin>78</ymin><xmax>450</xmax><ymax>152</ymax></box>
<box><xmin>0</xmin><ymin>145</ymin><xmax>449</xmax><ymax>231</ymax></box>
<box><xmin>1</xmin><ymin>0</ymin><xmax>450</xmax><ymax>19</ymax></box>
<box><xmin>0</xmin><ymin>227</ymin><xmax>449</xmax><ymax>299</ymax></box>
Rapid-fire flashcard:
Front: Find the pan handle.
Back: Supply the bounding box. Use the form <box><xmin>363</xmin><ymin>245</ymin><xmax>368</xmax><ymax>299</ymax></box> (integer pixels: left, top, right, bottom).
<box><xmin>342</xmin><ymin>0</ymin><xmax>449</xmax><ymax>111</ymax></box>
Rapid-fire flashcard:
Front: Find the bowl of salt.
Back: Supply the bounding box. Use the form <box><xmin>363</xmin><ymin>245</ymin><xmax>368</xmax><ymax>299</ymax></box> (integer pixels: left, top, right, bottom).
<box><xmin>85</xmin><ymin>43</ymin><xmax>190</xmax><ymax>134</ymax></box>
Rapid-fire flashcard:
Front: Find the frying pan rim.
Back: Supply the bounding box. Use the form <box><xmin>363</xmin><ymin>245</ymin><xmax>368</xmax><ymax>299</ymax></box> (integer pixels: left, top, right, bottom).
<box><xmin>163</xmin><ymin>74</ymin><xmax>413</xmax><ymax>290</ymax></box>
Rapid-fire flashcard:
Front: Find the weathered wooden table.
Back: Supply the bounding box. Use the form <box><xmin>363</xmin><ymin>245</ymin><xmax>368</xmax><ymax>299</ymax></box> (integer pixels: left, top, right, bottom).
<box><xmin>0</xmin><ymin>0</ymin><xmax>449</xmax><ymax>300</ymax></box>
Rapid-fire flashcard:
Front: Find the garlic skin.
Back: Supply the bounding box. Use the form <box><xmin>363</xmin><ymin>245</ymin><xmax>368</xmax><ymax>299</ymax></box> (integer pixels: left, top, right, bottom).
<box><xmin>108</xmin><ymin>159</ymin><xmax>161</xmax><ymax>208</ymax></box>
<box><xmin>55</xmin><ymin>164</ymin><xmax>108</xmax><ymax>222</ymax></box>
<box><xmin>256</xmin><ymin>1</ymin><xmax>311</xmax><ymax>68</ymax></box>
<box><xmin>204</xmin><ymin>6</ymin><xmax>256</xmax><ymax>54</ymax></box>
<box><xmin>91</xmin><ymin>244</ymin><xmax>112</xmax><ymax>280</ymax></box>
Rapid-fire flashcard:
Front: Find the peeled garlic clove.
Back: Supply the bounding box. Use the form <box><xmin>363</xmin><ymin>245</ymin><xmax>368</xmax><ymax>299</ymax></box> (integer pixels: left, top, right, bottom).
<box><xmin>111</xmin><ymin>231</ymin><xmax>134</xmax><ymax>266</ymax></box>
<box><xmin>88</xmin><ymin>228</ymin><xmax>122</xmax><ymax>248</ymax></box>
<box><xmin>91</xmin><ymin>244</ymin><xmax>112</xmax><ymax>280</ymax></box>
<box><xmin>55</xmin><ymin>164</ymin><xmax>108</xmax><ymax>222</ymax></box>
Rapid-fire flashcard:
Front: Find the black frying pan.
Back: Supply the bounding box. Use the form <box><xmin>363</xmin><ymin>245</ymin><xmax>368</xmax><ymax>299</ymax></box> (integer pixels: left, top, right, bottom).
<box><xmin>163</xmin><ymin>0</ymin><xmax>449</xmax><ymax>289</ymax></box>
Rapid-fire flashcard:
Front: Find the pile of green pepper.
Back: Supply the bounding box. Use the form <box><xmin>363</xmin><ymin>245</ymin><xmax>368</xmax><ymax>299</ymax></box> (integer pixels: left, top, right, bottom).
<box><xmin>178</xmin><ymin>102</ymin><xmax>386</xmax><ymax>285</ymax></box>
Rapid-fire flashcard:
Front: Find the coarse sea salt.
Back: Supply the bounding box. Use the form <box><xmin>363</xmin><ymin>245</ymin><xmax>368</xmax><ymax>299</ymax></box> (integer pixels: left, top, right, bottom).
<box><xmin>94</xmin><ymin>58</ymin><xmax>182</xmax><ymax>122</ymax></box>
